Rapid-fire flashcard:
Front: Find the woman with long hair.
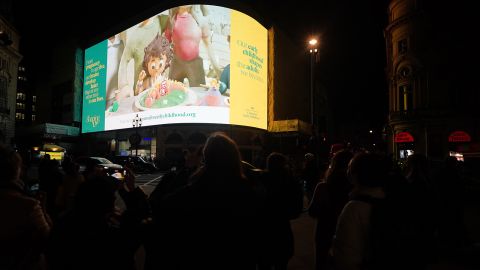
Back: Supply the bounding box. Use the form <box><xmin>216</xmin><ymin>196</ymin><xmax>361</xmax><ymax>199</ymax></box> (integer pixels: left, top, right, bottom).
<box><xmin>309</xmin><ymin>150</ymin><xmax>353</xmax><ymax>270</ymax></box>
<box><xmin>258</xmin><ymin>152</ymin><xmax>303</xmax><ymax>270</ymax></box>
<box><xmin>148</xmin><ymin>133</ymin><xmax>260</xmax><ymax>270</ymax></box>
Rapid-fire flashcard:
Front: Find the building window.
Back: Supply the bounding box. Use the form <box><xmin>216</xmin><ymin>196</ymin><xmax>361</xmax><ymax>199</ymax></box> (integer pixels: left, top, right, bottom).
<box><xmin>32</xmin><ymin>105</ymin><xmax>35</xmax><ymax>112</ymax></box>
<box><xmin>33</xmin><ymin>96</ymin><xmax>37</xmax><ymax>103</ymax></box>
<box><xmin>0</xmin><ymin>58</ymin><xmax>8</xmax><ymax>70</ymax></box>
<box><xmin>16</xmin><ymin>113</ymin><xmax>22</xmax><ymax>120</ymax></box>
<box><xmin>32</xmin><ymin>114</ymin><xmax>36</xmax><ymax>121</ymax></box>
<box><xmin>398</xmin><ymin>39</ymin><xmax>408</xmax><ymax>54</ymax></box>
<box><xmin>399</xmin><ymin>85</ymin><xmax>413</xmax><ymax>111</ymax></box>
<box><xmin>21</xmin><ymin>113</ymin><xmax>25</xmax><ymax>120</ymax></box>
<box><xmin>0</xmin><ymin>75</ymin><xmax>7</xmax><ymax>112</ymax></box>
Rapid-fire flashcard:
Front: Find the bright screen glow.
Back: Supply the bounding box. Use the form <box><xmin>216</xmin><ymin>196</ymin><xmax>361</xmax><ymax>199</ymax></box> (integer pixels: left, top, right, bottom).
<box><xmin>82</xmin><ymin>5</ymin><xmax>268</xmax><ymax>133</ymax></box>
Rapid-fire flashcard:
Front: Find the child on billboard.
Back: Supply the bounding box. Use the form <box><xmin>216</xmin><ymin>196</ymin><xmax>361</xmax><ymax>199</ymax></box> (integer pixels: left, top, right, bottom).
<box><xmin>135</xmin><ymin>34</ymin><xmax>189</xmax><ymax>109</ymax></box>
<box><xmin>116</xmin><ymin>17</ymin><xmax>162</xmax><ymax>99</ymax></box>
<box><xmin>135</xmin><ymin>34</ymin><xmax>174</xmax><ymax>96</ymax></box>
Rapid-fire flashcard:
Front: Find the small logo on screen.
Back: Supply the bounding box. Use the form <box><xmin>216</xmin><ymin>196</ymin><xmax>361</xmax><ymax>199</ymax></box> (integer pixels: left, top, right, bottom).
<box><xmin>87</xmin><ymin>115</ymin><xmax>100</xmax><ymax>128</ymax></box>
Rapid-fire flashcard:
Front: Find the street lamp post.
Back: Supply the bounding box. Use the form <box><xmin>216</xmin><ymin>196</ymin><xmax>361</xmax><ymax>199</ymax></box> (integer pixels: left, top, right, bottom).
<box><xmin>308</xmin><ymin>38</ymin><xmax>319</xmax><ymax>132</ymax></box>
<box><xmin>131</xmin><ymin>114</ymin><xmax>142</xmax><ymax>156</ymax></box>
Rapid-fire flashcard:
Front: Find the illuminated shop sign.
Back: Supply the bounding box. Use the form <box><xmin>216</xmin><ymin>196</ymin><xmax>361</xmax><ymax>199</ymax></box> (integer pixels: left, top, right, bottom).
<box><xmin>394</xmin><ymin>132</ymin><xmax>414</xmax><ymax>143</ymax></box>
<box><xmin>448</xmin><ymin>131</ymin><xmax>471</xmax><ymax>142</ymax></box>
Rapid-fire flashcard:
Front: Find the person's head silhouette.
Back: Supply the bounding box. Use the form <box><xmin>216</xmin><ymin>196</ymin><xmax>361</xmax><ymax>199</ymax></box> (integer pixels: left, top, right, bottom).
<box><xmin>203</xmin><ymin>132</ymin><xmax>243</xmax><ymax>177</ymax></box>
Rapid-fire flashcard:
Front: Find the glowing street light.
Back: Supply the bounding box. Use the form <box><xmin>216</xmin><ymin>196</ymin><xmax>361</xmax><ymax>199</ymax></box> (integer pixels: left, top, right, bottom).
<box><xmin>308</xmin><ymin>38</ymin><xmax>320</xmax><ymax>129</ymax></box>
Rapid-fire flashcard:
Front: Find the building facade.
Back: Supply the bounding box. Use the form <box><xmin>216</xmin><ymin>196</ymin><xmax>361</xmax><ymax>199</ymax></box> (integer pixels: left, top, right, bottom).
<box><xmin>0</xmin><ymin>15</ymin><xmax>21</xmax><ymax>144</ymax></box>
<box><xmin>15</xmin><ymin>62</ymin><xmax>37</xmax><ymax>129</ymax></box>
<box><xmin>385</xmin><ymin>0</ymin><xmax>479</xmax><ymax>161</ymax></box>
<box><xmin>14</xmin><ymin>38</ymin><xmax>83</xmax><ymax>156</ymax></box>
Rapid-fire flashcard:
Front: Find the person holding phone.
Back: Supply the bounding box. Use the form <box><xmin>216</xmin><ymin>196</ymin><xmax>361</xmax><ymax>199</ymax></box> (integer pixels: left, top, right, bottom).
<box><xmin>0</xmin><ymin>145</ymin><xmax>52</xmax><ymax>269</ymax></box>
<box><xmin>47</xmin><ymin>169</ymin><xmax>149</xmax><ymax>270</ymax></box>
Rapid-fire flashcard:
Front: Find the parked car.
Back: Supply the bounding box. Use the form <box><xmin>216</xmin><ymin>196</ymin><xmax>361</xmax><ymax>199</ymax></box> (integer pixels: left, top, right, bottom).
<box><xmin>112</xmin><ymin>156</ymin><xmax>157</xmax><ymax>174</ymax></box>
<box><xmin>76</xmin><ymin>156</ymin><xmax>124</xmax><ymax>179</ymax></box>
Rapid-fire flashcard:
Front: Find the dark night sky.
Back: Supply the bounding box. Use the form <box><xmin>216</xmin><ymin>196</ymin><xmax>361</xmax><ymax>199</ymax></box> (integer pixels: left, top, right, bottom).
<box><xmin>9</xmin><ymin>0</ymin><xmax>391</xmax><ymax>137</ymax></box>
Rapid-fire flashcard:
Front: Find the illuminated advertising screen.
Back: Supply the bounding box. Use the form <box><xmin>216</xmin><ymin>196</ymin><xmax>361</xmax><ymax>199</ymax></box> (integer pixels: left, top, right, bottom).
<box><xmin>82</xmin><ymin>5</ymin><xmax>268</xmax><ymax>133</ymax></box>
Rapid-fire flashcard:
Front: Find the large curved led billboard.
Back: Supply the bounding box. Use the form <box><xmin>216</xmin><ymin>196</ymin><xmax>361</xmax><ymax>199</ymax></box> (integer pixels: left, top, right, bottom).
<box><xmin>82</xmin><ymin>5</ymin><xmax>268</xmax><ymax>133</ymax></box>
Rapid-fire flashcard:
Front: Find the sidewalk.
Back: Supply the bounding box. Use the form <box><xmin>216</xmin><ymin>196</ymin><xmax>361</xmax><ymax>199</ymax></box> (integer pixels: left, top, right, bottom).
<box><xmin>288</xmin><ymin>194</ymin><xmax>315</xmax><ymax>270</ymax></box>
<box><xmin>289</xmin><ymin>212</ymin><xmax>315</xmax><ymax>270</ymax></box>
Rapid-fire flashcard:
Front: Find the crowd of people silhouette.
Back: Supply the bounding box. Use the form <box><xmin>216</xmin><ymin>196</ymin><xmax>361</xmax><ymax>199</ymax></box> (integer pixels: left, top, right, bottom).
<box><xmin>0</xmin><ymin>132</ymin><xmax>473</xmax><ymax>270</ymax></box>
